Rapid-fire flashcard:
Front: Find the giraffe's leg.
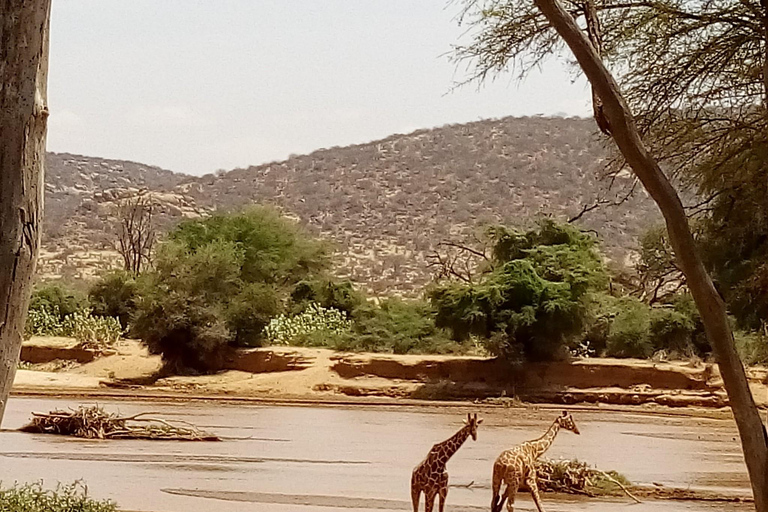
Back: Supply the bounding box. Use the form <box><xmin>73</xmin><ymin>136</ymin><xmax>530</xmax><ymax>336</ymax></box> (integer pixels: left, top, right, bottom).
<box><xmin>410</xmin><ymin>477</ymin><xmax>421</xmax><ymax>512</ymax></box>
<box><xmin>424</xmin><ymin>490</ymin><xmax>437</xmax><ymax>512</ymax></box>
<box><xmin>491</xmin><ymin>462</ymin><xmax>504</xmax><ymax>512</ymax></box>
<box><xmin>437</xmin><ymin>472</ymin><xmax>448</xmax><ymax>512</ymax></box>
<box><xmin>504</xmin><ymin>474</ymin><xmax>521</xmax><ymax>512</ymax></box>
<box><xmin>525</xmin><ymin>475</ymin><xmax>545</xmax><ymax>512</ymax></box>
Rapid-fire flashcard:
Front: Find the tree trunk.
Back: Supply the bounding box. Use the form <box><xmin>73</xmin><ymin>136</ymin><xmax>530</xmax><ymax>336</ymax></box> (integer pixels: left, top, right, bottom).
<box><xmin>531</xmin><ymin>0</ymin><xmax>768</xmax><ymax>509</ymax></box>
<box><xmin>0</xmin><ymin>0</ymin><xmax>52</xmax><ymax>425</ymax></box>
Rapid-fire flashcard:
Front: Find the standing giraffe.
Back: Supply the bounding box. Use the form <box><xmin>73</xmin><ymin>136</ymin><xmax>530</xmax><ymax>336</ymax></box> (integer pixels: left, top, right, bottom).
<box><xmin>491</xmin><ymin>411</ymin><xmax>580</xmax><ymax>512</ymax></box>
<box><xmin>411</xmin><ymin>412</ymin><xmax>483</xmax><ymax>512</ymax></box>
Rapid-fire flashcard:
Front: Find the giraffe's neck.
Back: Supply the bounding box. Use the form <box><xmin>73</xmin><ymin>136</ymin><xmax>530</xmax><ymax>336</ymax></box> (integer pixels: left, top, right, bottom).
<box><xmin>434</xmin><ymin>425</ymin><xmax>472</xmax><ymax>463</ymax></box>
<box><xmin>528</xmin><ymin>420</ymin><xmax>561</xmax><ymax>459</ymax></box>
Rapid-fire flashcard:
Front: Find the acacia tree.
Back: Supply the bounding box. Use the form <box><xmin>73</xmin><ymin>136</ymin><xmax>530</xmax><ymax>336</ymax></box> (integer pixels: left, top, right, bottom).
<box><xmin>113</xmin><ymin>192</ymin><xmax>157</xmax><ymax>275</ymax></box>
<box><xmin>456</xmin><ymin>0</ymin><xmax>768</xmax><ymax>507</ymax></box>
<box><xmin>0</xmin><ymin>1</ymin><xmax>52</xmax><ymax>425</ymax></box>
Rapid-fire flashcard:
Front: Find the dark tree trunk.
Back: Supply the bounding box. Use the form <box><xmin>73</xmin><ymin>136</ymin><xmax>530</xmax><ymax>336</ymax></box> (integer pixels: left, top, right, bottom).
<box><xmin>0</xmin><ymin>0</ymin><xmax>52</xmax><ymax>425</ymax></box>
<box><xmin>532</xmin><ymin>0</ymin><xmax>768</xmax><ymax>509</ymax></box>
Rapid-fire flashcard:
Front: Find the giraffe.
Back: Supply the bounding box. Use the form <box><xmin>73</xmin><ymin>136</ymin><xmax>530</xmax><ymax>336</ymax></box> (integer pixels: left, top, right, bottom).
<box><xmin>491</xmin><ymin>411</ymin><xmax>580</xmax><ymax>512</ymax></box>
<box><xmin>411</xmin><ymin>412</ymin><xmax>483</xmax><ymax>512</ymax></box>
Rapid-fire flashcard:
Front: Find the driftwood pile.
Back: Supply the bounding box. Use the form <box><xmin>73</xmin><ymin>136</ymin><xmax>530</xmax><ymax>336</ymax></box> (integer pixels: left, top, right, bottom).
<box><xmin>19</xmin><ymin>405</ymin><xmax>220</xmax><ymax>441</ymax></box>
<box><xmin>535</xmin><ymin>458</ymin><xmax>641</xmax><ymax>503</ymax></box>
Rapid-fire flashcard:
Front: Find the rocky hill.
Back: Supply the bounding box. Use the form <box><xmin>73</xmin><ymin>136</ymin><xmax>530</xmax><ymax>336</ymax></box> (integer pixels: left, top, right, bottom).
<box><xmin>41</xmin><ymin>116</ymin><xmax>660</xmax><ymax>293</ymax></box>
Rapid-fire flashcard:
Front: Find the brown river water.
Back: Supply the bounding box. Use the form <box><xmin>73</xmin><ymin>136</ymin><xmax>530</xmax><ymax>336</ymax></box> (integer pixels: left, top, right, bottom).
<box><xmin>0</xmin><ymin>397</ymin><xmax>755</xmax><ymax>512</ymax></box>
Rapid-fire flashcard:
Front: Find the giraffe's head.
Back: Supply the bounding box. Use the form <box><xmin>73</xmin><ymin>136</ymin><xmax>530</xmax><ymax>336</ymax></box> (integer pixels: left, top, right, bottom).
<box><xmin>556</xmin><ymin>411</ymin><xmax>580</xmax><ymax>435</ymax></box>
<box><xmin>463</xmin><ymin>412</ymin><xmax>483</xmax><ymax>440</ymax></box>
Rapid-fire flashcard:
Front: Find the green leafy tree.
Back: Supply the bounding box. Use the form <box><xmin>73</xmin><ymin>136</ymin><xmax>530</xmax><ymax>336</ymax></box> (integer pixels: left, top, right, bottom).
<box><xmin>132</xmin><ymin>207</ymin><xmax>326</xmax><ymax>373</ymax></box>
<box><xmin>429</xmin><ymin>220</ymin><xmax>608</xmax><ymax>360</ymax></box>
<box><xmin>88</xmin><ymin>270</ymin><xmax>138</xmax><ymax>330</ymax></box>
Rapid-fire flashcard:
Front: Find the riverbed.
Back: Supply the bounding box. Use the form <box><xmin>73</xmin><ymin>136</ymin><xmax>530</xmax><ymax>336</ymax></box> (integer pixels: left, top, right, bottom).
<box><xmin>0</xmin><ymin>398</ymin><xmax>754</xmax><ymax>511</ymax></box>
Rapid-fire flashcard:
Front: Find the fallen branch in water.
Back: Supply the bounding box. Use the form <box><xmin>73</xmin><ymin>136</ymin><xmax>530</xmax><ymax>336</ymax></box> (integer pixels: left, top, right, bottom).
<box><xmin>595</xmin><ymin>469</ymin><xmax>642</xmax><ymax>504</ymax></box>
<box><xmin>535</xmin><ymin>458</ymin><xmax>641</xmax><ymax>503</ymax></box>
<box><xmin>19</xmin><ymin>405</ymin><xmax>220</xmax><ymax>441</ymax></box>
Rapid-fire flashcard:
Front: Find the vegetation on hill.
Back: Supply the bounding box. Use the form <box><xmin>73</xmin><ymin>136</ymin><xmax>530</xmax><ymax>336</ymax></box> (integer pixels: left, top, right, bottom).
<box><xmin>39</xmin><ymin>116</ymin><xmax>662</xmax><ymax>294</ymax></box>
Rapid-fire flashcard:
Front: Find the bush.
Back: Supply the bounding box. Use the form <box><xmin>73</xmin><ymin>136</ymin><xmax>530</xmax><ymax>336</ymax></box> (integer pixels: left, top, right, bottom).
<box><xmin>0</xmin><ymin>482</ymin><xmax>116</xmax><ymax>512</ymax></box>
<box><xmin>605</xmin><ymin>298</ymin><xmax>653</xmax><ymax>358</ymax></box>
<box><xmin>289</xmin><ymin>279</ymin><xmax>364</xmax><ymax>315</ymax></box>
<box><xmin>29</xmin><ymin>283</ymin><xmax>87</xmax><ymax>322</ymax></box>
<box><xmin>734</xmin><ymin>330</ymin><xmax>768</xmax><ymax>365</ymax></box>
<box><xmin>341</xmin><ymin>299</ymin><xmax>460</xmax><ymax>354</ymax></box>
<box><xmin>132</xmin><ymin>207</ymin><xmax>329</xmax><ymax>373</ymax></box>
<box><xmin>24</xmin><ymin>306</ymin><xmax>122</xmax><ymax>349</ymax></box>
<box><xmin>430</xmin><ymin>220</ymin><xmax>607</xmax><ymax>361</ymax></box>
<box><xmin>226</xmin><ymin>283</ymin><xmax>281</xmax><ymax>346</ymax></box>
<box><xmin>265</xmin><ymin>303</ymin><xmax>352</xmax><ymax>345</ymax></box>
<box><xmin>88</xmin><ymin>270</ymin><xmax>138</xmax><ymax>330</ymax></box>
<box><xmin>649</xmin><ymin>308</ymin><xmax>695</xmax><ymax>355</ymax></box>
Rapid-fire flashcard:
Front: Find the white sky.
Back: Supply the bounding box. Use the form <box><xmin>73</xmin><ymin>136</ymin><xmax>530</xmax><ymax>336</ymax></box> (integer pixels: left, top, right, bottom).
<box><xmin>47</xmin><ymin>0</ymin><xmax>592</xmax><ymax>176</ymax></box>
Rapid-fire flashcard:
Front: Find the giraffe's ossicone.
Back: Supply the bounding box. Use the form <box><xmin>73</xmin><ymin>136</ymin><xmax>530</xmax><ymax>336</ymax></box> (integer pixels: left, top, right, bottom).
<box><xmin>491</xmin><ymin>411</ymin><xmax>580</xmax><ymax>512</ymax></box>
<box><xmin>411</xmin><ymin>412</ymin><xmax>483</xmax><ymax>512</ymax></box>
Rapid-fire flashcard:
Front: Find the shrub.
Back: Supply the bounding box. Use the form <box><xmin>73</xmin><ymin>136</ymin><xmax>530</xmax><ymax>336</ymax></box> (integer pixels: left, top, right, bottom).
<box><xmin>29</xmin><ymin>283</ymin><xmax>87</xmax><ymax>322</ymax></box>
<box><xmin>289</xmin><ymin>279</ymin><xmax>364</xmax><ymax>315</ymax></box>
<box><xmin>24</xmin><ymin>306</ymin><xmax>122</xmax><ymax>349</ymax></box>
<box><xmin>169</xmin><ymin>206</ymin><xmax>329</xmax><ymax>285</ymax></box>
<box><xmin>0</xmin><ymin>481</ymin><xmax>116</xmax><ymax>512</ymax></box>
<box><xmin>25</xmin><ymin>307</ymin><xmax>62</xmax><ymax>338</ymax></box>
<box><xmin>341</xmin><ymin>299</ymin><xmax>460</xmax><ymax>354</ymax></box>
<box><xmin>61</xmin><ymin>310</ymin><xmax>123</xmax><ymax>350</ymax></box>
<box><xmin>264</xmin><ymin>303</ymin><xmax>352</xmax><ymax>345</ymax></box>
<box><xmin>649</xmin><ymin>308</ymin><xmax>695</xmax><ymax>356</ymax></box>
<box><xmin>604</xmin><ymin>298</ymin><xmax>653</xmax><ymax>358</ymax></box>
<box><xmin>88</xmin><ymin>270</ymin><xmax>138</xmax><ymax>330</ymax></box>
<box><xmin>734</xmin><ymin>330</ymin><xmax>768</xmax><ymax>365</ymax></box>
<box><xmin>226</xmin><ymin>283</ymin><xmax>280</xmax><ymax>346</ymax></box>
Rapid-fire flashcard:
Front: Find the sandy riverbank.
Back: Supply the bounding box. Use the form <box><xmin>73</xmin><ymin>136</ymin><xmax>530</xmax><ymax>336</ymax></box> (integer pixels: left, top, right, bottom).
<box><xmin>12</xmin><ymin>337</ymin><xmax>768</xmax><ymax>411</ymax></box>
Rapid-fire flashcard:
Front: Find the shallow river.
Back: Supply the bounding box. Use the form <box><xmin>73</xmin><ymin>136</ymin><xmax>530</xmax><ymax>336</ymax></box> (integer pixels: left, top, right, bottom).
<box><xmin>0</xmin><ymin>398</ymin><xmax>755</xmax><ymax>512</ymax></box>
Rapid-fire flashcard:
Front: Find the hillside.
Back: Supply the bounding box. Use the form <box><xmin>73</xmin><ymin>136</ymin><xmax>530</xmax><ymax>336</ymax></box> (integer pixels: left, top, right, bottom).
<box><xmin>41</xmin><ymin>116</ymin><xmax>660</xmax><ymax>293</ymax></box>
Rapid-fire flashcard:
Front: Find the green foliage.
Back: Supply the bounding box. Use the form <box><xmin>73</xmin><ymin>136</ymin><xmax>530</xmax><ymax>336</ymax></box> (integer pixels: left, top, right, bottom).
<box><xmin>132</xmin><ymin>207</ymin><xmax>326</xmax><ymax>373</ymax></box>
<box><xmin>226</xmin><ymin>283</ymin><xmax>280</xmax><ymax>346</ymax></box>
<box><xmin>604</xmin><ymin>297</ymin><xmax>653</xmax><ymax>358</ymax></box>
<box><xmin>342</xmin><ymin>298</ymin><xmax>460</xmax><ymax>354</ymax></box>
<box><xmin>60</xmin><ymin>311</ymin><xmax>123</xmax><ymax>350</ymax></box>
<box><xmin>25</xmin><ymin>305</ymin><xmax>122</xmax><ymax>349</ymax></box>
<box><xmin>265</xmin><ymin>303</ymin><xmax>352</xmax><ymax>345</ymax></box>
<box><xmin>169</xmin><ymin>206</ymin><xmax>329</xmax><ymax>285</ymax></box>
<box><xmin>0</xmin><ymin>482</ymin><xmax>116</xmax><ymax>512</ymax></box>
<box><xmin>429</xmin><ymin>220</ymin><xmax>607</xmax><ymax>361</ymax></box>
<box><xmin>25</xmin><ymin>307</ymin><xmax>62</xmax><ymax>338</ymax></box>
<box><xmin>734</xmin><ymin>331</ymin><xmax>768</xmax><ymax>366</ymax></box>
<box><xmin>289</xmin><ymin>279</ymin><xmax>364</xmax><ymax>315</ymax></box>
<box><xmin>88</xmin><ymin>270</ymin><xmax>138</xmax><ymax>331</ymax></box>
<box><xmin>592</xmin><ymin>293</ymin><xmax>705</xmax><ymax>359</ymax></box>
<box><xmin>29</xmin><ymin>284</ymin><xmax>87</xmax><ymax>322</ymax></box>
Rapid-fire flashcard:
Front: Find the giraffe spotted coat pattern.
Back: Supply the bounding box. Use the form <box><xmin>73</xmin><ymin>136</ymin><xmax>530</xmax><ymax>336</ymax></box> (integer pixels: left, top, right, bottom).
<box><xmin>411</xmin><ymin>413</ymin><xmax>482</xmax><ymax>512</ymax></box>
<box><xmin>491</xmin><ymin>411</ymin><xmax>580</xmax><ymax>512</ymax></box>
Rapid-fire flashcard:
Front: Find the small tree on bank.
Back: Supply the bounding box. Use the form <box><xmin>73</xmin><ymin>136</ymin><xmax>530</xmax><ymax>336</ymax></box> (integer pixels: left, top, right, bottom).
<box><xmin>131</xmin><ymin>207</ymin><xmax>329</xmax><ymax>373</ymax></box>
<box><xmin>0</xmin><ymin>1</ymin><xmax>52</xmax><ymax>426</ymax></box>
<box><xmin>113</xmin><ymin>191</ymin><xmax>156</xmax><ymax>275</ymax></box>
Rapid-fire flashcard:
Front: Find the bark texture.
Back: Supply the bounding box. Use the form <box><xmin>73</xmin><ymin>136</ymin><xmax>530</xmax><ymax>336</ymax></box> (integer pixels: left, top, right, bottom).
<box><xmin>531</xmin><ymin>0</ymin><xmax>768</xmax><ymax>508</ymax></box>
<box><xmin>0</xmin><ymin>0</ymin><xmax>52</xmax><ymax>425</ymax></box>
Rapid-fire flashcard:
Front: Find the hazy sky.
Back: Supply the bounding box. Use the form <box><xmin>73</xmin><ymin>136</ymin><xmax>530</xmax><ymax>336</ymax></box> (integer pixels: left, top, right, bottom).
<box><xmin>48</xmin><ymin>1</ymin><xmax>591</xmax><ymax>175</ymax></box>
